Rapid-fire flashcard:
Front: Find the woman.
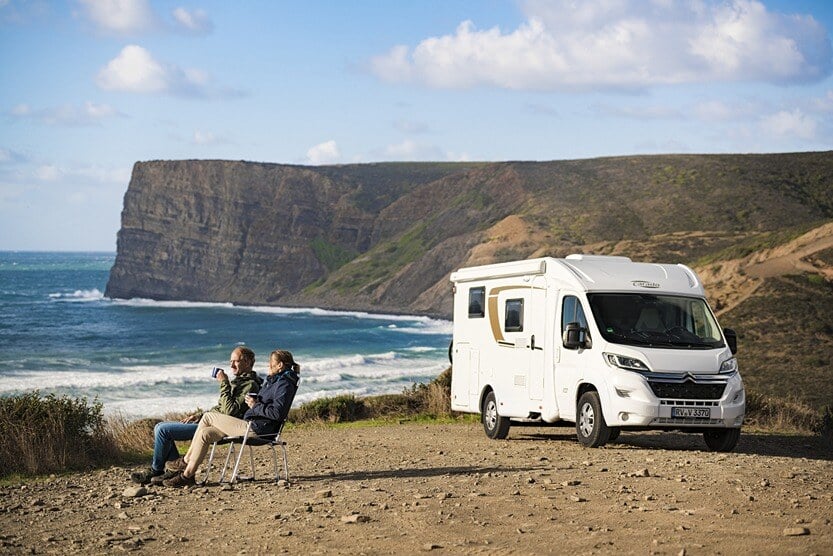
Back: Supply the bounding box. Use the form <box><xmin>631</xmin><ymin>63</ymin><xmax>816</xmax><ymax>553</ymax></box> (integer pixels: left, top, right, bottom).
<box><xmin>163</xmin><ymin>349</ymin><xmax>301</xmax><ymax>487</ymax></box>
<box><xmin>130</xmin><ymin>346</ymin><xmax>262</xmax><ymax>485</ymax></box>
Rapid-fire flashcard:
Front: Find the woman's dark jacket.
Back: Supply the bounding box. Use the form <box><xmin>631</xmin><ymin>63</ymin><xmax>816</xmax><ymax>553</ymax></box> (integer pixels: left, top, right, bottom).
<box><xmin>243</xmin><ymin>369</ymin><xmax>300</xmax><ymax>435</ymax></box>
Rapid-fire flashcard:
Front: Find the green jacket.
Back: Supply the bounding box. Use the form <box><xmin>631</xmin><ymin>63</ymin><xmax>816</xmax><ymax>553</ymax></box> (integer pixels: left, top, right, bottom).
<box><xmin>209</xmin><ymin>370</ymin><xmax>263</xmax><ymax>419</ymax></box>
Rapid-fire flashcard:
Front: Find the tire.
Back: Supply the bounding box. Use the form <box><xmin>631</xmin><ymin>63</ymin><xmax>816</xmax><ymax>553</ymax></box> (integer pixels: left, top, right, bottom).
<box><xmin>703</xmin><ymin>428</ymin><xmax>741</xmax><ymax>452</ymax></box>
<box><xmin>576</xmin><ymin>391</ymin><xmax>611</xmax><ymax>447</ymax></box>
<box><xmin>482</xmin><ymin>391</ymin><xmax>510</xmax><ymax>439</ymax></box>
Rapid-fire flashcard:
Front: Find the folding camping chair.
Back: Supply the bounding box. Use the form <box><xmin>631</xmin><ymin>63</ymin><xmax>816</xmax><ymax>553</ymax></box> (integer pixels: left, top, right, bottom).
<box><xmin>202</xmin><ymin>418</ymin><xmax>290</xmax><ymax>485</ymax></box>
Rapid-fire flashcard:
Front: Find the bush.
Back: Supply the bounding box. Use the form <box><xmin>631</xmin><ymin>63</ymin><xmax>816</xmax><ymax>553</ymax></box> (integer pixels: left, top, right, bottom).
<box><xmin>289</xmin><ymin>367</ymin><xmax>454</xmax><ymax>423</ymax></box>
<box><xmin>0</xmin><ymin>392</ymin><xmax>118</xmax><ymax>477</ymax></box>
<box><xmin>291</xmin><ymin>394</ymin><xmax>367</xmax><ymax>423</ymax></box>
<box><xmin>744</xmin><ymin>392</ymin><xmax>823</xmax><ymax>434</ymax></box>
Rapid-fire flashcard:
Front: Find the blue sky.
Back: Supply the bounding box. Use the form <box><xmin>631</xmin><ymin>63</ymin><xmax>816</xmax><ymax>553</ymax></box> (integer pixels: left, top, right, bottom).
<box><xmin>1</xmin><ymin>0</ymin><xmax>831</xmax><ymax>251</ymax></box>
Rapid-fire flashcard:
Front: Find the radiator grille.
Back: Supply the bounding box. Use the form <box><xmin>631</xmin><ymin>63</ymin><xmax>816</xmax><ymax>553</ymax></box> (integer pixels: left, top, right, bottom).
<box><xmin>648</xmin><ymin>381</ymin><xmax>726</xmax><ymax>400</ymax></box>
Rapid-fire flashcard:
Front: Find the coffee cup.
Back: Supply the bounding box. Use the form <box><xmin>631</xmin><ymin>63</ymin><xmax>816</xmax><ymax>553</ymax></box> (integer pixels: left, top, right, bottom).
<box><xmin>211</xmin><ymin>366</ymin><xmax>222</xmax><ymax>378</ymax></box>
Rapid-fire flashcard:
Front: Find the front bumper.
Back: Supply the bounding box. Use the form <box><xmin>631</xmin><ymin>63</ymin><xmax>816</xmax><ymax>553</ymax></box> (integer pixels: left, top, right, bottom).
<box><xmin>604</xmin><ymin>370</ymin><xmax>746</xmax><ymax>429</ymax></box>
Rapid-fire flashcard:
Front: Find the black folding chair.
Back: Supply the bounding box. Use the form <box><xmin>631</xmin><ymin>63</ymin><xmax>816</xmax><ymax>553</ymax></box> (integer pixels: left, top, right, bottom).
<box><xmin>202</xmin><ymin>419</ymin><xmax>289</xmax><ymax>485</ymax></box>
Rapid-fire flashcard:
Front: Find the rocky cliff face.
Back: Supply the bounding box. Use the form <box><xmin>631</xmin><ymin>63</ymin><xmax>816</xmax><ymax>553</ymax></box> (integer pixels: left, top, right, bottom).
<box><xmin>107</xmin><ymin>153</ymin><xmax>833</xmax><ymax>318</ymax></box>
<box><xmin>106</xmin><ymin>160</ymin><xmax>480</xmax><ymax>314</ymax></box>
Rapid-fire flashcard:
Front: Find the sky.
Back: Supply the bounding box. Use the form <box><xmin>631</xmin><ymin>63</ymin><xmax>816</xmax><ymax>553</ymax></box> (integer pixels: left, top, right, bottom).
<box><xmin>1</xmin><ymin>0</ymin><xmax>832</xmax><ymax>251</ymax></box>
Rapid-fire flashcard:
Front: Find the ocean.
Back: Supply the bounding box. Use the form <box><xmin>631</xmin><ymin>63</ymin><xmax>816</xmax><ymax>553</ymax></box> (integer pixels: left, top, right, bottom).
<box><xmin>0</xmin><ymin>252</ymin><xmax>452</xmax><ymax>419</ymax></box>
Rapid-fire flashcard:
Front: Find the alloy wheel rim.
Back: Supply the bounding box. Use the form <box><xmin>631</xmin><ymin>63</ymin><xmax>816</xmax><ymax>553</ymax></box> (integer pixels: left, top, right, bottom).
<box><xmin>579</xmin><ymin>402</ymin><xmax>595</xmax><ymax>437</ymax></box>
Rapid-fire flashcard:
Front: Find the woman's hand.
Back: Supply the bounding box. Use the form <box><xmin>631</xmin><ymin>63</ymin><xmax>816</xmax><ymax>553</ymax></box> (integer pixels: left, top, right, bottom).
<box><xmin>245</xmin><ymin>394</ymin><xmax>258</xmax><ymax>408</ymax></box>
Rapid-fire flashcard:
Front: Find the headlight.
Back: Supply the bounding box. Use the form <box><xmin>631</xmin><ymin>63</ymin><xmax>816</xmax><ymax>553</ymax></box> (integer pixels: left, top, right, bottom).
<box><xmin>719</xmin><ymin>357</ymin><xmax>738</xmax><ymax>374</ymax></box>
<box><xmin>604</xmin><ymin>352</ymin><xmax>651</xmax><ymax>372</ymax></box>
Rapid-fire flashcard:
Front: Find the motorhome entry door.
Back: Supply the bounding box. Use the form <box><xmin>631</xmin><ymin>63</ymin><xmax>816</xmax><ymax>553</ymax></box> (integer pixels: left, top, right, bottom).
<box><xmin>528</xmin><ymin>278</ymin><xmax>546</xmax><ymax>400</ymax></box>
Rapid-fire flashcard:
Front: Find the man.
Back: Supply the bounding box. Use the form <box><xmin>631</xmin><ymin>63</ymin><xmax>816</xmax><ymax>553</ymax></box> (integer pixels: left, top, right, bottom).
<box><xmin>162</xmin><ymin>349</ymin><xmax>300</xmax><ymax>487</ymax></box>
<box><xmin>130</xmin><ymin>346</ymin><xmax>262</xmax><ymax>484</ymax></box>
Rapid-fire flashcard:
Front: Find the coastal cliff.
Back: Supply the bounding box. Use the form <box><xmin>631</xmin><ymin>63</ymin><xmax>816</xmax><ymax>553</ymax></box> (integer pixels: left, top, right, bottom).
<box><xmin>107</xmin><ymin>153</ymin><xmax>833</xmax><ymax>318</ymax></box>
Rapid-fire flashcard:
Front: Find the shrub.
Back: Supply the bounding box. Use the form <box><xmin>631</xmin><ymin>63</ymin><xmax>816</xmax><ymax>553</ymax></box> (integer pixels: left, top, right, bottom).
<box><xmin>0</xmin><ymin>392</ymin><xmax>117</xmax><ymax>477</ymax></box>
<box><xmin>106</xmin><ymin>414</ymin><xmax>159</xmax><ymax>456</ymax></box>
<box><xmin>291</xmin><ymin>394</ymin><xmax>367</xmax><ymax>423</ymax></box>
<box><xmin>289</xmin><ymin>367</ymin><xmax>454</xmax><ymax>423</ymax></box>
<box><xmin>744</xmin><ymin>392</ymin><xmax>822</xmax><ymax>433</ymax></box>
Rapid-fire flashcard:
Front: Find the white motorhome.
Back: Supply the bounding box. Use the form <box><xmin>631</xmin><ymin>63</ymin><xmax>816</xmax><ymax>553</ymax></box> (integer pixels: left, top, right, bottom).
<box><xmin>449</xmin><ymin>255</ymin><xmax>745</xmax><ymax>452</ymax></box>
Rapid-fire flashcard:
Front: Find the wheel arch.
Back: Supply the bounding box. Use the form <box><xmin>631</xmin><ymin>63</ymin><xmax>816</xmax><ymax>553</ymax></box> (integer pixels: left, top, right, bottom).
<box><xmin>479</xmin><ymin>385</ymin><xmax>494</xmax><ymax>412</ymax></box>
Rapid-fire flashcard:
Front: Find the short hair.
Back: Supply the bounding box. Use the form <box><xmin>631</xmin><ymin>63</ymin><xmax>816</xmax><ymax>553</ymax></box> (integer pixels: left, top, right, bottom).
<box><xmin>234</xmin><ymin>346</ymin><xmax>255</xmax><ymax>368</ymax></box>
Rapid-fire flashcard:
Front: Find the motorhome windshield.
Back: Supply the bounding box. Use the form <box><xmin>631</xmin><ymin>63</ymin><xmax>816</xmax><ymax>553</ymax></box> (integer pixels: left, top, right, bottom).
<box><xmin>587</xmin><ymin>293</ymin><xmax>724</xmax><ymax>349</ymax></box>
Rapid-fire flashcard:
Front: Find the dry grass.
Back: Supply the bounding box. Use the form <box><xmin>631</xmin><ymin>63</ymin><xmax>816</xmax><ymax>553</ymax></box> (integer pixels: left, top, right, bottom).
<box><xmin>0</xmin><ymin>393</ymin><xmax>117</xmax><ymax>477</ymax></box>
<box><xmin>745</xmin><ymin>392</ymin><xmax>828</xmax><ymax>435</ymax></box>
<box><xmin>3</xmin><ymin>371</ymin><xmax>830</xmax><ymax>479</ymax></box>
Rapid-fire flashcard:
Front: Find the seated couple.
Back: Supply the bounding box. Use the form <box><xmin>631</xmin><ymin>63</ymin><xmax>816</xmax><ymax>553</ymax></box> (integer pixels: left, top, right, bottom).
<box><xmin>131</xmin><ymin>347</ymin><xmax>300</xmax><ymax>488</ymax></box>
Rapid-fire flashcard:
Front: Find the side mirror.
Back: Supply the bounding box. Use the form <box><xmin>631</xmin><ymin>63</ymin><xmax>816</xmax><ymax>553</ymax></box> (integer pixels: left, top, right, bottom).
<box><xmin>724</xmin><ymin>328</ymin><xmax>737</xmax><ymax>355</ymax></box>
<box><xmin>562</xmin><ymin>322</ymin><xmax>584</xmax><ymax>350</ymax></box>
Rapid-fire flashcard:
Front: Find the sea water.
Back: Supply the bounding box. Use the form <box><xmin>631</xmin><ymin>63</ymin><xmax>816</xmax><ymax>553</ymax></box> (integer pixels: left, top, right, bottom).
<box><xmin>0</xmin><ymin>252</ymin><xmax>451</xmax><ymax>418</ymax></box>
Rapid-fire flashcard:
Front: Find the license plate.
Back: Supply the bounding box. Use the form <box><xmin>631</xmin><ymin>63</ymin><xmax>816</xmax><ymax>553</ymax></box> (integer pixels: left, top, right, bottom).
<box><xmin>671</xmin><ymin>407</ymin><xmax>710</xmax><ymax>418</ymax></box>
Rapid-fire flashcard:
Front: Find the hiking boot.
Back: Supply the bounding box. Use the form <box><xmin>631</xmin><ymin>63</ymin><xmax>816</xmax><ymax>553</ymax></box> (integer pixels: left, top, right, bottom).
<box><xmin>165</xmin><ymin>457</ymin><xmax>187</xmax><ymax>472</ymax></box>
<box><xmin>130</xmin><ymin>468</ymin><xmax>162</xmax><ymax>485</ymax></box>
<box><xmin>162</xmin><ymin>472</ymin><xmax>196</xmax><ymax>488</ymax></box>
<box><xmin>150</xmin><ymin>469</ymin><xmax>179</xmax><ymax>485</ymax></box>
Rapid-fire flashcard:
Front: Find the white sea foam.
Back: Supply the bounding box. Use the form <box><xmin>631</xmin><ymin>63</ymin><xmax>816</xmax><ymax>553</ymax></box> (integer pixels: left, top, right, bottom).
<box><xmin>110</xmin><ymin>297</ymin><xmax>235</xmax><ymax>309</ymax></box>
<box><xmin>3</xmin><ymin>352</ymin><xmax>449</xmax><ymax>418</ymax></box>
<box><xmin>48</xmin><ymin>288</ymin><xmax>105</xmax><ymax>302</ymax></box>
<box><xmin>105</xmin><ymin>297</ymin><xmax>451</xmax><ymax>331</ymax></box>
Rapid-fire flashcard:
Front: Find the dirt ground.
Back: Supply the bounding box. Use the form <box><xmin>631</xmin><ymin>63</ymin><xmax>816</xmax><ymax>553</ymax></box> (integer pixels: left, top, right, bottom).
<box><xmin>1</xmin><ymin>421</ymin><xmax>831</xmax><ymax>555</ymax></box>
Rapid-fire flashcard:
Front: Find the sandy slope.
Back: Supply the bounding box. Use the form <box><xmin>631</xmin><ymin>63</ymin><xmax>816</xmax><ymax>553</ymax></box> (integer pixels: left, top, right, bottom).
<box><xmin>1</xmin><ymin>422</ymin><xmax>831</xmax><ymax>555</ymax></box>
<box><xmin>697</xmin><ymin>222</ymin><xmax>833</xmax><ymax>316</ymax></box>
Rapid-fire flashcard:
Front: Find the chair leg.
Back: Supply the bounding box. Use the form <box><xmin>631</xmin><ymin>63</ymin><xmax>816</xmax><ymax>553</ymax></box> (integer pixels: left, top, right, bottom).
<box><xmin>280</xmin><ymin>443</ymin><xmax>289</xmax><ymax>483</ymax></box>
<box><xmin>229</xmin><ymin>437</ymin><xmax>249</xmax><ymax>483</ymax></box>
<box><xmin>218</xmin><ymin>443</ymin><xmax>236</xmax><ymax>484</ymax></box>
<box><xmin>202</xmin><ymin>442</ymin><xmax>219</xmax><ymax>486</ymax></box>
<box><xmin>268</xmin><ymin>445</ymin><xmax>278</xmax><ymax>481</ymax></box>
<box><xmin>247</xmin><ymin>444</ymin><xmax>256</xmax><ymax>481</ymax></box>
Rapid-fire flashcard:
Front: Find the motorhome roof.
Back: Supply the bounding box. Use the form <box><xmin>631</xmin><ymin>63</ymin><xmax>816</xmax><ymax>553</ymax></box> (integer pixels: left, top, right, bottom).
<box><xmin>450</xmin><ymin>255</ymin><xmax>705</xmax><ymax>296</ymax></box>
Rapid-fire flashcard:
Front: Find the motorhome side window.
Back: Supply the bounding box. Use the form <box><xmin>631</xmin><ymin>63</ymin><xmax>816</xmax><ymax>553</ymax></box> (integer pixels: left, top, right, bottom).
<box><xmin>468</xmin><ymin>286</ymin><xmax>485</xmax><ymax>318</ymax></box>
<box><xmin>504</xmin><ymin>299</ymin><xmax>523</xmax><ymax>332</ymax></box>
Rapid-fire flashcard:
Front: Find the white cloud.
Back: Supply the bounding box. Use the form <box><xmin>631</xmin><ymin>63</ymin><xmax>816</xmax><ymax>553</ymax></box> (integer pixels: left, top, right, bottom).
<box><xmin>33</xmin><ymin>165</ymin><xmax>60</xmax><ymax>182</ymax></box>
<box><xmin>760</xmin><ymin>109</ymin><xmax>818</xmax><ymax>140</ymax></box>
<box><xmin>371</xmin><ymin>0</ymin><xmax>832</xmax><ymax>91</ymax></box>
<box><xmin>813</xmin><ymin>90</ymin><xmax>833</xmax><ymax>112</ymax></box>
<box><xmin>393</xmin><ymin>120</ymin><xmax>430</xmax><ymax>134</ymax></box>
<box><xmin>172</xmin><ymin>7</ymin><xmax>213</xmax><ymax>34</ymax></box>
<box><xmin>30</xmin><ymin>163</ymin><xmax>131</xmax><ymax>185</ymax></box>
<box><xmin>593</xmin><ymin>103</ymin><xmax>682</xmax><ymax>120</ymax></box>
<box><xmin>9</xmin><ymin>101</ymin><xmax>121</xmax><ymax>126</ymax></box>
<box><xmin>96</xmin><ymin>45</ymin><xmax>210</xmax><ymax>96</ymax></box>
<box><xmin>306</xmin><ymin>140</ymin><xmax>341</xmax><ymax>165</ymax></box>
<box><xmin>192</xmin><ymin>130</ymin><xmax>229</xmax><ymax>145</ymax></box>
<box><xmin>375</xmin><ymin>140</ymin><xmax>457</xmax><ymax>162</ymax></box>
<box><xmin>0</xmin><ymin>147</ymin><xmax>26</xmax><ymax>164</ymax></box>
<box><xmin>78</xmin><ymin>0</ymin><xmax>157</xmax><ymax>34</ymax></box>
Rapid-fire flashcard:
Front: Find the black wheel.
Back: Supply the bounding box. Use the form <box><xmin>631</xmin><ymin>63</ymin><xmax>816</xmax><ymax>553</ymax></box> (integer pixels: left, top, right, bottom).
<box><xmin>482</xmin><ymin>391</ymin><xmax>510</xmax><ymax>439</ymax></box>
<box><xmin>607</xmin><ymin>427</ymin><xmax>621</xmax><ymax>443</ymax></box>
<box><xmin>703</xmin><ymin>428</ymin><xmax>740</xmax><ymax>452</ymax></box>
<box><xmin>576</xmin><ymin>391</ymin><xmax>611</xmax><ymax>447</ymax></box>
<box><xmin>448</xmin><ymin>340</ymin><xmax>453</xmax><ymax>364</ymax></box>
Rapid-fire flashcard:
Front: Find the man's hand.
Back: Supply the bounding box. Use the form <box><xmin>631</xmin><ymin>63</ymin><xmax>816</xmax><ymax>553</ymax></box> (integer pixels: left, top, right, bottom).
<box><xmin>216</xmin><ymin>369</ymin><xmax>228</xmax><ymax>382</ymax></box>
<box><xmin>180</xmin><ymin>413</ymin><xmax>200</xmax><ymax>424</ymax></box>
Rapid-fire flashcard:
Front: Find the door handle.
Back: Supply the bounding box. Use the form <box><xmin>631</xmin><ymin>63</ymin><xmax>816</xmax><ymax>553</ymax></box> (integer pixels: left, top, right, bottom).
<box><xmin>530</xmin><ymin>334</ymin><xmax>535</xmax><ymax>350</ymax></box>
